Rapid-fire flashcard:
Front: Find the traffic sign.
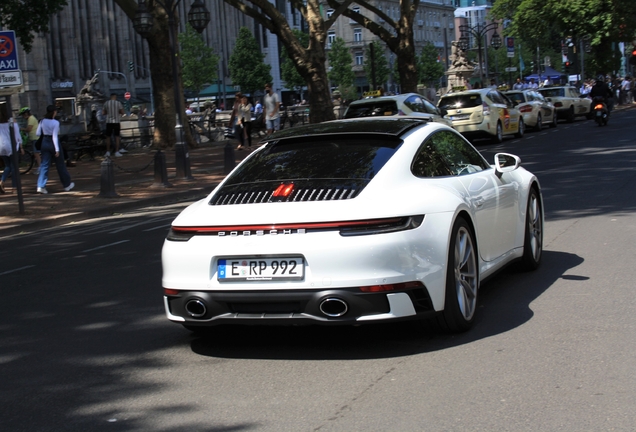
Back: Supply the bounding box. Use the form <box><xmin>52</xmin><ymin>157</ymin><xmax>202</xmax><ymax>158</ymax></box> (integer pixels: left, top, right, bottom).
<box><xmin>505</xmin><ymin>67</ymin><xmax>518</xmax><ymax>72</ymax></box>
<box><xmin>506</xmin><ymin>37</ymin><xmax>515</xmax><ymax>58</ymax></box>
<box><xmin>124</xmin><ymin>91</ymin><xmax>131</xmax><ymax>100</ymax></box>
<box><xmin>0</xmin><ymin>30</ymin><xmax>19</xmax><ymax>72</ymax></box>
<box><xmin>0</xmin><ymin>70</ymin><xmax>22</xmax><ymax>86</ymax></box>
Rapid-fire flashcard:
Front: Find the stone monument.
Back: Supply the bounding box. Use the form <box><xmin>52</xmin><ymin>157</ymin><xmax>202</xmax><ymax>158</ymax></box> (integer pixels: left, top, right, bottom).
<box><xmin>445</xmin><ymin>41</ymin><xmax>475</xmax><ymax>91</ymax></box>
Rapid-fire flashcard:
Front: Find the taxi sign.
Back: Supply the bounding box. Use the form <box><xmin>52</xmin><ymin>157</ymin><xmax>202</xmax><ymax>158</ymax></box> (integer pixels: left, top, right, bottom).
<box><xmin>0</xmin><ymin>70</ymin><xmax>22</xmax><ymax>87</ymax></box>
<box><xmin>0</xmin><ymin>31</ymin><xmax>19</xmax><ymax>72</ymax></box>
<box><xmin>363</xmin><ymin>90</ymin><xmax>383</xmax><ymax>97</ymax></box>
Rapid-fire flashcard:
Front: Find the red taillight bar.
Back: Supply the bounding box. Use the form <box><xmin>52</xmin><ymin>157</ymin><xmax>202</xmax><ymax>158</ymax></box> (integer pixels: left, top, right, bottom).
<box><xmin>360</xmin><ymin>281</ymin><xmax>424</xmax><ymax>292</ymax></box>
<box><xmin>172</xmin><ymin>217</ymin><xmax>405</xmax><ymax>233</ymax></box>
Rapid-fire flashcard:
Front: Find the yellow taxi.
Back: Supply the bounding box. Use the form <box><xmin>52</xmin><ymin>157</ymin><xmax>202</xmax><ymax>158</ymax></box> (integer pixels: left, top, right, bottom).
<box><xmin>438</xmin><ymin>88</ymin><xmax>524</xmax><ymax>143</ymax></box>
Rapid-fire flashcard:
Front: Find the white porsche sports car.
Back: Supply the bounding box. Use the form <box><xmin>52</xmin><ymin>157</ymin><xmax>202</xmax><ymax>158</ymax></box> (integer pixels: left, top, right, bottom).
<box><xmin>162</xmin><ymin>118</ymin><xmax>543</xmax><ymax>333</ymax></box>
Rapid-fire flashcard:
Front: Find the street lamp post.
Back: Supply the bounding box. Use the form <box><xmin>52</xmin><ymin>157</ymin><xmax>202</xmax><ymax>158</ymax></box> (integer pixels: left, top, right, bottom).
<box><xmin>458</xmin><ymin>22</ymin><xmax>500</xmax><ymax>87</ymax></box>
<box><xmin>132</xmin><ymin>0</ymin><xmax>210</xmax><ymax>180</ymax></box>
<box><xmin>490</xmin><ymin>31</ymin><xmax>502</xmax><ymax>85</ymax></box>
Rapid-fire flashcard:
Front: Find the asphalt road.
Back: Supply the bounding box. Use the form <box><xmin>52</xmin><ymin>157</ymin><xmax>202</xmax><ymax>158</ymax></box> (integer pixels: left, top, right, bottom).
<box><xmin>1</xmin><ymin>110</ymin><xmax>636</xmax><ymax>431</ymax></box>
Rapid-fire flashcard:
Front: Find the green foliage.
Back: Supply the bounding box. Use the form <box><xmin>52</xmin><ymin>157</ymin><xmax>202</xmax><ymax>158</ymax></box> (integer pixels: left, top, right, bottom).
<box><xmin>328</xmin><ymin>38</ymin><xmax>355</xmax><ymax>88</ymax></box>
<box><xmin>0</xmin><ymin>0</ymin><xmax>67</xmax><ymax>52</ymax></box>
<box><xmin>491</xmin><ymin>0</ymin><xmax>636</xmax><ymax>76</ymax></box>
<box><xmin>280</xmin><ymin>29</ymin><xmax>309</xmax><ymax>92</ymax></box>
<box><xmin>364</xmin><ymin>41</ymin><xmax>390</xmax><ymax>90</ymax></box>
<box><xmin>338</xmin><ymin>85</ymin><xmax>358</xmax><ymax>103</ymax></box>
<box><xmin>418</xmin><ymin>43</ymin><xmax>445</xmax><ymax>86</ymax></box>
<box><xmin>178</xmin><ymin>24</ymin><xmax>219</xmax><ymax>96</ymax></box>
<box><xmin>228</xmin><ymin>27</ymin><xmax>272</xmax><ymax>94</ymax></box>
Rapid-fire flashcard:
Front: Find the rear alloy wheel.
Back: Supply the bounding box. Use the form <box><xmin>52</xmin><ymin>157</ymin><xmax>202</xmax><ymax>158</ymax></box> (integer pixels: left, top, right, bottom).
<box><xmin>437</xmin><ymin>217</ymin><xmax>479</xmax><ymax>332</ymax></box>
<box><xmin>492</xmin><ymin>121</ymin><xmax>503</xmax><ymax>143</ymax></box>
<box><xmin>515</xmin><ymin>118</ymin><xmax>525</xmax><ymax>138</ymax></box>
<box><xmin>519</xmin><ymin>188</ymin><xmax>543</xmax><ymax>271</ymax></box>
<box><xmin>535</xmin><ymin>113</ymin><xmax>542</xmax><ymax>131</ymax></box>
<box><xmin>550</xmin><ymin>111</ymin><xmax>558</xmax><ymax>128</ymax></box>
<box><xmin>567</xmin><ymin>106</ymin><xmax>575</xmax><ymax>123</ymax></box>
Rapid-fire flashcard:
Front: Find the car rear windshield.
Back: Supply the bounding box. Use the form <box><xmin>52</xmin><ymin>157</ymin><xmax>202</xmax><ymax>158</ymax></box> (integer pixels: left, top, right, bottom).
<box><xmin>344</xmin><ymin>101</ymin><xmax>399</xmax><ymax>118</ymax></box>
<box><xmin>438</xmin><ymin>94</ymin><xmax>483</xmax><ymax>110</ymax></box>
<box><xmin>210</xmin><ymin>135</ymin><xmax>403</xmax><ymax>205</ymax></box>
<box><xmin>505</xmin><ymin>92</ymin><xmax>525</xmax><ymax>104</ymax></box>
<box><xmin>539</xmin><ymin>88</ymin><xmax>565</xmax><ymax>97</ymax></box>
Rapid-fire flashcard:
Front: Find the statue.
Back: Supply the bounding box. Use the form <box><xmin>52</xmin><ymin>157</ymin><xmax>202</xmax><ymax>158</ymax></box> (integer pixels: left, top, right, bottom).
<box><xmin>449</xmin><ymin>41</ymin><xmax>472</xmax><ymax>70</ymax></box>
<box><xmin>445</xmin><ymin>41</ymin><xmax>475</xmax><ymax>92</ymax></box>
<box><xmin>77</xmin><ymin>73</ymin><xmax>104</xmax><ymax>101</ymax></box>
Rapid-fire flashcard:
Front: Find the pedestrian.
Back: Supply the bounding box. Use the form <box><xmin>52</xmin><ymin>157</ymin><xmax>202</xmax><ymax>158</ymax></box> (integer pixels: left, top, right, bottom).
<box><xmin>489</xmin><ymin>79</ymin><xmax>497</xmax><ymax>89</ymax></box>
<box><xmin>239</xmin><ymin>95</ymin><xmax>253</xmax><ymax>149</ymax></box>
<box><xmin>620</xmin><ymin>76</ymin><xmax>631</xmax><ymax>105</ymax></box>
<box><xmin>0</xmin><ymin>108</ymin><xmax>23</xmax><ymax>194</ymax></box>
<box><xmin>35</xmin><ymin>105</ymin><xmax>75</xmax><ymax>194</ymax></box>
<box><xmin>528</xmin><ymin>78</ymin><xmax>538</xmax><ymax>89</ymax></box>
<box><xmin>228</xmin><ymin>92</ymin><xmax>244</xmax><ymax>150</ymax></box>
<box><xmin>254</xmin><ymin>99</ymin><xmax>263</xmax><ymax>115</ymax></box>
<box><xmin>512</xmin><ymin>78</ymin><xmax>524</xmax><ymax>90</ymax></box>
<box><xmin>19</xmin><ymin>106</ymin><xmax>41</xmax><ymax>174</ymax></box>
<box><xmin>263</xmin><ymin>83</ymin><xmax>281</xmax><ymax>138</ymax></box>
<box><xmin>102</xmin><ymin>93</ymin><xmax>125</xmax><ymax>157</ymax></box>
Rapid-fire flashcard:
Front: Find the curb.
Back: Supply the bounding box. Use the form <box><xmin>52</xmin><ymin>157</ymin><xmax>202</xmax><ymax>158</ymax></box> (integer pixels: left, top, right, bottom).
<box><xmin>0</xmin><ymin>187</ymin><xmax>210</xmax><ymax>238</ymax></box>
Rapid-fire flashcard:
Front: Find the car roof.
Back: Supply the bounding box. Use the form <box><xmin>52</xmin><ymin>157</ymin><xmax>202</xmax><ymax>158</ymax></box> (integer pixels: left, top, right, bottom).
<box><xmin>348</xmin><ymin>92</ymin><xmax>425</xmax><ymax>104</ymax></box>
<box><xmin>440</xmin><ymin>88</ymin><xmax>492</xmax><ymax>97</ymax></box>
<box><xmin>266</xmin><ymin>117</ymin><xmax>431</xmax><ymax>141</ymax></box>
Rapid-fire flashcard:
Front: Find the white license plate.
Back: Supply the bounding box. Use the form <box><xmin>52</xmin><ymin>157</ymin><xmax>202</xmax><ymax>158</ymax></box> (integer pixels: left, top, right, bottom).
<box><xmin>450</xmin><ymin>115</ymin><xmax>469</xmax><ymax>121</ymax></box>
<box><xmin>217</xmin><ymin>257</ymin><xmax>304</xmax><ymax>282</ymax></box>
<box><xmin>596</xmin><ymin>110</ymin><xmax>602</xmax><ymax>116</ymax></box>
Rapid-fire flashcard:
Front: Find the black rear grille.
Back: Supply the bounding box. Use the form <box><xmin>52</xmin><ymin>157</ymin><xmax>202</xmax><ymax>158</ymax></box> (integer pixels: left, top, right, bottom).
<box><xmin>210</xmin><ymin>180</ymin><xmax>367</xmax><ymax>205</ymax></box>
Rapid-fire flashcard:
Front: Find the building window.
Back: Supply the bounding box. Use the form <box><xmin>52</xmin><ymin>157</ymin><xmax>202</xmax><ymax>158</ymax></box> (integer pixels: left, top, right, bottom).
<box><xmin>354</xmin><ymin>28</ymin><xmax>362</xmax><ymax>43</ymax></box>
<box><xmin>328</xmin><ymin>31</ymin><xmax>336</xmax><ymax>48</ymax></box>
<box><xmin>355</xmin><ymin>51</ymin><xmax>364</xmax><ymax>65</ymax></box>
<box><xmin>327</xmin><ymin>8</ymin><xmax>334</xmax><ymax>18</ymax></box>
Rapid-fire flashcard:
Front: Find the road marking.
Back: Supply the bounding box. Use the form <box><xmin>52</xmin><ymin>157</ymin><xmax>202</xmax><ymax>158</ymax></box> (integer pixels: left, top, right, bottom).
<box><xmin>143</xmin><ymin>224</ymin><xmax>171</xmax><ymax>232</ymax></box>
<box><xmin>0</xmin><ymin>265</ymin><xmax>35</xmax><ymax>276</ymax></box>
<box><xmin>82</xmin><ymin>240</ymin><xmax>130</xmax><ymax>253</ymax></box>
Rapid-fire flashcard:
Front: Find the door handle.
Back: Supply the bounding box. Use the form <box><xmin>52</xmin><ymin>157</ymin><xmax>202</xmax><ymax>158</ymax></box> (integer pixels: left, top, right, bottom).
<box><xmin>474</xmin><ymin>198</ymin><xmax>485</xmax><ymax>208</ymax></box>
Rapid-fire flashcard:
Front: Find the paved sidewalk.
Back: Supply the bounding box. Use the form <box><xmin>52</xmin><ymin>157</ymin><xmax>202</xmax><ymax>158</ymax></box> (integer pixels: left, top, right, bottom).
<box><xmin>0</xmin><ymin>139</ymin><xmax>254</xmax><ymax>238</ymax></box>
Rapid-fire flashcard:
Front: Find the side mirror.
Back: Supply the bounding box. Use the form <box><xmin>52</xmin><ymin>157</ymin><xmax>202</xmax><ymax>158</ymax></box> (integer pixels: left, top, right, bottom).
<box><xmin>494</xmin><ymin>153</ymin><xmax>521</xmax><ymax>178</ymax></box>
<box><xmin>439</xmin><ymin>107</ymin><xmax>448</xmax><ymax>117</ymax></box>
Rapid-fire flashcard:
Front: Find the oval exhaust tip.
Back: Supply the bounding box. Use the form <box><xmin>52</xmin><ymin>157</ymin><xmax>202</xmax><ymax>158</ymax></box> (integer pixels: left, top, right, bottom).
<box><xmin>319</xmin><ymin>298</ymin><xmax>348</xmax><ymax>317</ymax></box>
<box><xmin>185</xmin><ymin>299</ymin><xmax>207</xmax><ymax>319</ymax></box>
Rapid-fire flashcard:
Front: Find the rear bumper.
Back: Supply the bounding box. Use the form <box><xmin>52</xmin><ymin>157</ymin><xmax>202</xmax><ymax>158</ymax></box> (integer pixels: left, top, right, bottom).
<box><xmin>163</xmin><ymin>285</ymin><xmax>436</xmax><ymax>326</ymax></box>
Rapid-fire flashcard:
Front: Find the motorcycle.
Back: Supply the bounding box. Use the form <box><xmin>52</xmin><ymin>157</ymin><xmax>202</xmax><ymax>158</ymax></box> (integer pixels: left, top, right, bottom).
<box><xmin>592</xmin><ymin>96</ymin><xmax>609</xmax><ymax>126</ymax></box>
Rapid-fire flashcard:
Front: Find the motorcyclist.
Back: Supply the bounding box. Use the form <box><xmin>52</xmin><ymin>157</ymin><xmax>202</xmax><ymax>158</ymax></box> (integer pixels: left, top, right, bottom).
<box><xmin>589</xmin><ymin>75</ymin><xmax>613</xmax><ymax>112</ymax></box>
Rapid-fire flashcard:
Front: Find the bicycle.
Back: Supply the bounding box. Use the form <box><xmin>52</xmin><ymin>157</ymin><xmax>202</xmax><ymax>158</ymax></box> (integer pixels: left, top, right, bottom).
<box><xmin>0</xmin><ymin>149</ymin><xmax>35</xmax><ymax>175</ymax></box>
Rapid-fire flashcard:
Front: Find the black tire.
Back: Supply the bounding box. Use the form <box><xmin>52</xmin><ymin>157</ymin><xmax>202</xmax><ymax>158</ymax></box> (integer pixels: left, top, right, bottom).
<box><xmin>19</xmin><ymin>150</ymin><xmax>35</xmax><ymax>175</ymax></box>
<box><xmin>519</xmin><ymin>188</ymin><xmax>543</xmax><ymax>271</ymax></box>
<box><xmin>436</xmin><ymin>217</ymin><xmax>479</xmax><ymax>333</ymax></box>
<box><xmin>549</xmin><ymin>111</ymin><xmax>558</xmax><ymax>128</ymax></box>
<box><xmin>535</xmin><ymin>114</ymin><xmax>542</xmax><ymax>131</ymax></box>
<box><xmin>492</xmin><ymin>121</ymin><xmax>503</xmax><ymax>143</ymax></box>
<box><xmin>566</xmin><ymin>106</ymin><xmax>575</xmax><ymax>123</ymax></box>
<box><xmin>515</xmin><ymin>118</ymin><xmax>525</xmax><ymax>138</ymax></box>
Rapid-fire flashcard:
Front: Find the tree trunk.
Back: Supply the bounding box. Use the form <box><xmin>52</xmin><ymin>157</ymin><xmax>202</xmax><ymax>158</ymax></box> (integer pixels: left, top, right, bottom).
<box><xmin>305</xmin><ymin>50</ymin><xmax>336</xmax><ymax>123</ymax></box>
<box><xmin>115</xmin><ymin>0</ymin><xmax>195</xmax><ymax>150</ymax></box>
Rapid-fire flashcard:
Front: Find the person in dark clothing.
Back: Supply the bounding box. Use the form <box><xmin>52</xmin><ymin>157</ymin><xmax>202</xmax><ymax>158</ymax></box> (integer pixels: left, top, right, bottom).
<box><xmin>590</xmin><ymin>75</ymin><xmax>614</xmax><ymax>111</ymax></box>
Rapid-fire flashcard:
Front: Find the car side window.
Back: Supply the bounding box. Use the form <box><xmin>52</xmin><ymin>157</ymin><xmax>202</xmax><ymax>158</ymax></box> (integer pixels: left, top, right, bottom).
<box><xmin>412</xmin><ymin>130</ymin><xmax>490</xmax><ymax>178</ymax></box>
<box><xmin>421</xmin><ymin>97</ymin><xmax>441</xmax><ymax>115</ymax></box>
<box><xmin>404</xmin><ymin>96</ymin><xmax>424</xmax><ymax>113</ymax></box>
<box><xmin>488</xmin><ymin>91</ymin><xmax>504</xmax><ymax>104</ymax></box>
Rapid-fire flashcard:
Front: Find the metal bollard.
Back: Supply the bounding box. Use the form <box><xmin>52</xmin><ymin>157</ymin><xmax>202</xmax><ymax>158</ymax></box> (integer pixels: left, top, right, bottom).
<box><xmin>98</xmin><ymin>156</ymin><xmax>119</xmax><ymax>198</ymax></box>
<box><xmin>174</xmin><ymin>124</ymin><xmax>194</xmax><ymax>180</ymax></box>
<box><xmin>151</xmin><ymin>150</ymin><xmax>173</xmax><ymax>188</ymax></box>
<box><xmin>224</xmin><ymin>142</ymin><xmax>235</xmax><ymax>174</ymax></box>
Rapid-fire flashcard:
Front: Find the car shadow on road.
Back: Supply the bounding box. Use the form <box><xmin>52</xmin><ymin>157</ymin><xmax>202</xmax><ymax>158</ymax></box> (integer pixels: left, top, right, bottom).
<box><xmin>190</xmin><ymin>250</ymin><xmax>583</xmax><ymax>361</ymax></box>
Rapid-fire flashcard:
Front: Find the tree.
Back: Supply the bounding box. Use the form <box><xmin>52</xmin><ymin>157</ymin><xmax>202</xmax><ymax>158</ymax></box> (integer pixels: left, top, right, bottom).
<box><xmin>222</xmin><ymin>0</ymin><xmax>358</xmax><ymax>123</ymax></box>
<box><xmin>418</xmin><ymin>42</ymin><xmax>445</xmax><ymax>88</ymax></box>
<box><xmin>114</xmin><ymin>0</ymin><xmax>195</xmax><ymax>149</ymax></box>
<box><xmin>0</xmin><ymin>0</ymin><xmax>67</xmax><ymax>53</ymax></box>
<box><xmin>326</xmin><ymin>0</ymin><xmax>420</xmax><ymax>93</ymax></box>
<box><xmin>328</xmin><ymin>37</ymin><xmax>355</xmax><ymax>88</ymax></box>
<box><xmin>491</xmin><ymin>0</ymin><xmax>636</xmax><ymax>76</ymax></box>
<box><xmin>364</xmin><ymin>41</ymin><xmax>390</xmax><ymax>90</ymax></box>
<box><xmin>228</xmin><ymin>27</ymin><xmax>272</xmax><ymax>95</ymax></box>
<box><xmin>179</xmin><ymin>24</ymin><xmax>219</xmax><ymax>100</ymax></box>
<box><xmin>280</xmin><ymin>29</ymin><xmax>308</xmax><ymax>98</ymax></box>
